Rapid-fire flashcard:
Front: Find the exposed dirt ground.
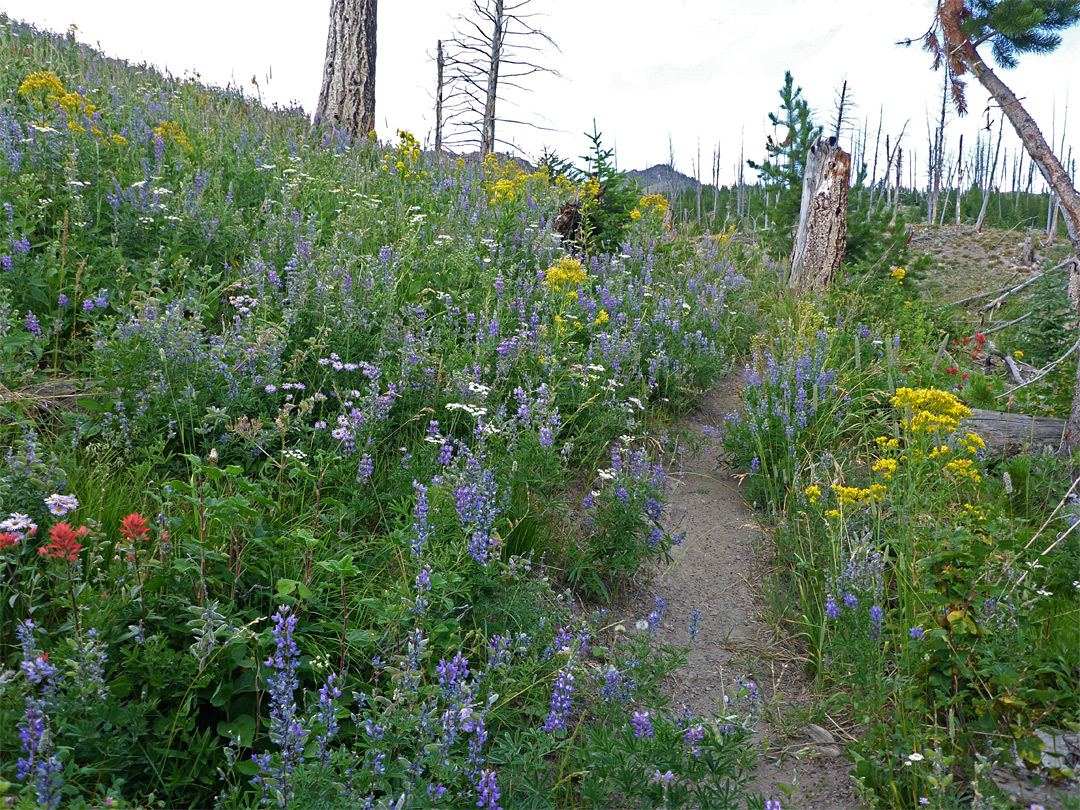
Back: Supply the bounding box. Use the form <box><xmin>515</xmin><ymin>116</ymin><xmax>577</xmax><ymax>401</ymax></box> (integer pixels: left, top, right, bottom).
<box><xmin>631</xmin><ymin>375</ymin><xmax>859</xmax><ymax>809</ymax></box>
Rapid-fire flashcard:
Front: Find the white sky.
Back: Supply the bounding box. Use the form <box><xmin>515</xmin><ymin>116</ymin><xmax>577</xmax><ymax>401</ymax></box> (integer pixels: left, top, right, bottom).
<box><xmin>4</xmin><ymin>0</ymin><xmax>1080</xmax><ymax>189</ymax></box>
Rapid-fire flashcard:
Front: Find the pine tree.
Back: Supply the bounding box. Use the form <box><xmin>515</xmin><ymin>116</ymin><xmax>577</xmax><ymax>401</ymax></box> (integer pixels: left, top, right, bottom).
<box><xmin>748</xmin><ymin>71</ymin><xmax>823</xmax><ymax>254</ymax></box>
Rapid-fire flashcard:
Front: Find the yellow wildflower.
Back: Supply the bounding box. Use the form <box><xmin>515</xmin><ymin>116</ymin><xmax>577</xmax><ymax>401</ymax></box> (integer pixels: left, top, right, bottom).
<box><xmin>804</xmin><ymin>485</ymin><xmax>821</xmax><ymax>505</ymax></box>
<box><xmin>543</xmin><ymin>257</ymin><xmax>587</xmax><ymax>291</ymax></box>
<box><xmin>594</xmin><ymin>309</ymin><xmax>610</xmax><ymax>326</ymax></box>
<box><xmin>18</xmin><ymin>70</ymin><xmax>66</xmax><ymax>98</ymax></box>
<box><xmin>891</xmin><ymin>387</ymin><xmax>971</xmax><ymax>435</ymax></box>
<box><xmin>890</xmin><ymin>266</ymin><xmax>906</xmax><ymax>281</ymax></box>
<box><xmin>872</xmin><ymin>458</ymin><xmax>898</xmax><ymax>480</ymax></box>
<box><xmin>945</xmin><ymin>457</ymin><xmax>981</xmax><ymax>484</ymax></box>
<box><xmin>869</xmin><ymin>484</ymin><xmax>888</xmax><ymax>500</ymax></box>
<box><xmin>824</xmin><ymin>509</ymin><xmax>842</xmax><ymax>520</ymax></box>
<box><xmin>1013</xmin><ymin>350</ymin><xmax>1023</xmax><ymax>359</ymax></box>
<box><xmin>153</xmin><ymin>120</ymin><xmax>193</xmax><ymax>154</ymax></box>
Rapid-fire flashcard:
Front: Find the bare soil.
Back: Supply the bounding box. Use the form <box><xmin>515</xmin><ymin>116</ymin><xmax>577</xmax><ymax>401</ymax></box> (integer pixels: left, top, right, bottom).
<box><xmin>630</xmin><ymin>375</ymin><xmax>859</xmax><ymax>809</ymax></box>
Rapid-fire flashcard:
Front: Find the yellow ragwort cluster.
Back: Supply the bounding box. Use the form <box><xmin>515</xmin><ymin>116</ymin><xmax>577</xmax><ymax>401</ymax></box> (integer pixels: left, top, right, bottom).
<box><xmin>831</xmin><ymin>484</ymin><xmax>887</xmax><ymax>507</ymax></box>
<box><xmin>890</xmin><ymin>387</ymin><xmax>972</xmax><ymax>435</ymax></box>
<box><xmin>18</xmin><ymin>70</ymin><xmax>97</xmax><ymax>132</ymax></box>
<box><xmin>543</xmin><ymin>257</ymin><xmax>587</xmax><ymax>291</ymax></box>
<box><xmin>153</xmin><ymin>120</ymin><xmax>193</xmax><ymax>154</ymax></box>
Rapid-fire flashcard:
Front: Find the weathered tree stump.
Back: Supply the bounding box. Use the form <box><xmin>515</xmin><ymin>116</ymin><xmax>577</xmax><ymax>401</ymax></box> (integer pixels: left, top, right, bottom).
<box><xmin>964</xmin><ymin>408</ymin><xmax>1065</xmax><ymax>454</ymax></box>
<box><xmin>789</xmin><ymin>136</ymin><xmax>850</xmax><ymax>293</ymax></box>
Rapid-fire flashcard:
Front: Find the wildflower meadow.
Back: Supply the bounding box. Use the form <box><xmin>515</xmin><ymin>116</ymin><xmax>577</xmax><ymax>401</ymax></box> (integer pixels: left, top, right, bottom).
<box><xmin>2</xmin><ymin>13</ymin><xmax>1078</xmax><ymax>810</ymax></box>
<box><xmin>0</xmin><ymin>16</ymin><xmax>770</xmax><ymax>810</ymax></box>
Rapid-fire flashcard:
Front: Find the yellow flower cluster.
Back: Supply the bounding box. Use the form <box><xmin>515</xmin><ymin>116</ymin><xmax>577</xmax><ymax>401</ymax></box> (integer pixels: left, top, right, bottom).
<box><xmin>629</xmin><ymin>193</ymin><xmax>670</xmax><ymax>224</ymax></box>
<box><xmin>18</xmin><ymin>70</ymin><xmax>96</xmax><ymax>132</ymax></box>
<box><xmin>945</xmin><ymin>457</ymin><xmax>981</xmax><ymax>484</ymax></box>
<box><xmin>17</xmin><ymin>70</ymin><xmax>65</xmax><ymax>97</ymax></box>
<box><xmin>831</xmin><ymin>484</ymin><xmax>886</xmax><ymax>506</ymax></box>
<box><xmin>594</xmin><ymin>309</ymin><xmax>610</xmax><ymax>326</ymax></box>
<box><xmin>962</xmin><ymin>502</ymin><xmax>986</xmax><ymax>521</ymax></box>
<box><xmin>153</xmin><ymin>120</ymin><xmax>193</xmax><ymax>154</ymax></box>
<box><xmin>804</xmin><ymin>485</ymin><xmax>821</xmax><ymax>505</ymax></box>
<box><xmin>874</xmin><ymin>435</ymin><xmax>900</xmax><ymax>450</ymax></box>
<box><xmin>871</xmin><ymin>458</ymin><xmax>898</xmax><ymax>480</ymax></box>
<box><xmin>890</xmin><ymin>387</ymin><xmax>971</xmax><ymax>435</ymax></box>
<box><xmin>638</xmin><ymin>193</ymin><xmax>669</xmax><ymax>213</ymax></box>
<box><xmin>384</xmin><ymin>129</ymin><xmax>425</xmax><ymax>180</ymax></box>
<box><xmin>890</xmin><ymin>266</ymin><xmax>906</xmax><ymax>281</ymax></box>
<box><xmin>543</xmin><ymin>257</ymin><xmax>587</xmax><ymax>291</ymax></box>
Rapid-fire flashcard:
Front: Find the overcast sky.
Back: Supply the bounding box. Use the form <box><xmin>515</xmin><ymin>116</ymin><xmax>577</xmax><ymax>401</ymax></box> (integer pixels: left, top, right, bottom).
<box><xmin>4</xmin><ymin>0</ymin><xmax>1079</xmax><ymax>188</ymax></box>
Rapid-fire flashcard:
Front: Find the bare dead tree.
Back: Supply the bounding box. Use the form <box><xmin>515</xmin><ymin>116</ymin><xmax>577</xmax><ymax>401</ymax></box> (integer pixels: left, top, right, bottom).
<box><xmin>790</xmin><ymin>136</ymin><xmax>851</xmax><ymax>292</ymax></box>
<box><xmin>955</xmin><ymin>133</ymin><xmax>964</xmax><ymax>225</ymax></box>
<box><xmin>442</xmin><ymin>0</ymin><xmax>559</xmax><ymax>155</ymax></box>
<box><xmin>434</xmin><ymin>40</ymin><xmax>445</xmax><ymax>152</ymax></box>
<box><xmin>976</xmin><ymin>113</ymin><xmax>1004</xmax><ymax>231</ymax></box>
<box><xmin>316</xmin><ymin>0</ymin><xmax>377</xmax><ymax>139</ymax></box>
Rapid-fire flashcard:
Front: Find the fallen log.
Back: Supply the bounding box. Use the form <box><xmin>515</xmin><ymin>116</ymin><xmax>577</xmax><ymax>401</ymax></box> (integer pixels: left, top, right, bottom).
<box><xmin>964</xmin><ymin>408</ymin><xmax>1065</xmax><ymax>454</ymax></box>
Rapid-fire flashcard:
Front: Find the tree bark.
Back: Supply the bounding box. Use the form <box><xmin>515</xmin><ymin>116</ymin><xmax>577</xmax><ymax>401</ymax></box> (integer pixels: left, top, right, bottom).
<box><xmin>435</xmin><ymin>39</ymin><xmax>444</xmax><ymax>152</ymax></box>
<box><xmin>316</xmin><ymin>0</ymin><xmax>377</xmax><ymax>139</ymax></box>
<box><xmin>789</xmin><ymin>135</ymin><xmax>850</xmax><ymax>293</ymax></box>
<box><xmin>480</xmin><ymin>0</ymin><xmax>504</xmax><ymax>155</ymax></box>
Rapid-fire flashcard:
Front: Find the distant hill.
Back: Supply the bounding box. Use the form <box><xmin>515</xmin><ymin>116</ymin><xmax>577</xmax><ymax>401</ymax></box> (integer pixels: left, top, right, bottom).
<box><xmin>625</xmin><ymin>164</ymin><xmax>703</xmax><ymax>195</ymax></box>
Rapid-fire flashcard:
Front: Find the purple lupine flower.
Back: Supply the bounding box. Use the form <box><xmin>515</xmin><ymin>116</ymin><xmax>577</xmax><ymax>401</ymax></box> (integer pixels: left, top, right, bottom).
<box><xmin>538</xmin><ymin>426</ymin><xmax>553</xmax><ymax>447</ymax></box>
<box><xmin>750</xmin><ymin>457</ymin><xmax>760</xmax><ymax>473</ymax></box>
<box><xmin>646</xmin><ymin>596</ymin><xmax>666</xmax><ymax>633</ymax></box>
<box><xmin>843</xmin><ymin>593</ymin><xmax>858</xmax><ymax>610</ymax></box>
<box><xmin>825</xmin><ymin>597</ymin><xmax>841</xmax><ymax>619</ymax></box>
<box><xmin>253</xmin><ymin>606</ymin><xmax>307</xmax><ymax>807</ymax></box>
<box><xmin>439</xmin><ymin>443</ymin><xmax>454</xmax><ymax>465</ymax></box>
<box><xmin>57</xmin><ymin>294</ymin><xmax>69</xmax><ymax>308</ymax></box>
<box><xmin>869</xmin><ymin>605</ymin><xmax>884</xmax><ymax>640</ymax></box>
<box><xmin>475</xmin><ymin>769</ymin><xmax>501</xmax><ymax>810</ymax></box>
<box><xmin>454</xmin><ymin>458</ymin><xmax>501</xmax><ymax>565</ymax></box>
<box><xmin>684</xmin><ymin>723</ymin><xmax>704</xmax><ymax>757</ymax></box>
<box><xmin>542</xmin><ymin>666</ymin><xmax>574</xmax><ymax>732</ymax></box>
<box><xmin>412</xmin><ymin>480</ymin><xmax>432</xmax><ymax>557</ymax></box>
<box><xmin>12</xmin><ymin>234</ymin><xmax>31</xmax><ymax>253</ymax></box>
<box><xmin>94</xmin><ymin>291</ymin><xmax>108</xmax><ymax>309</ymax></box>
<box><xmin>765</xmin><ymin>801</ymin><xmax>784</xmax><ymax>810</ymax></box>
<box><xmin>313</xmin><ymin>672</ymin><xmax>342</xmax><ymax>766</ymax></box>
<box><xmin>357</xmin><ymin>453</ymin><xmax>374</xmax><ymax>483</ymax></box>
<box><xmin>631</xmin><ymin>709</ymin><xmax>654</xmax><ymax>738</ymax></box>
<box><xmin>24</xmin><ymin>310</ymin><xmax>41</xmax><ymax>335</ymax></box>
<box><xmin>1</xmin><ymin>254</ymin><xmax>12</xmax><ymax>273</ymax></box>
<box><xmin>688</xmin><ymin>609</ymin><xmax>703</xmax><ymax>642</ymax></box>
<box><xmin>82</xmin><ymin>299</ymin><xmax>95</xmax><ymax>311</ymax></box>
<box><xmin>909</xmin><ymin>626</ymin><xmax>925</xmax><ymax>640</ymax></box>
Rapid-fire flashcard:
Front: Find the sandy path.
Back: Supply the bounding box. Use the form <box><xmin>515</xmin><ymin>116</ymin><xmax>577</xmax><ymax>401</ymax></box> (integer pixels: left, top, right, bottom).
<box><xmin>637</xmin><ymin>378</ymin><xmax>858</xmax><ymax>810</ymax></box>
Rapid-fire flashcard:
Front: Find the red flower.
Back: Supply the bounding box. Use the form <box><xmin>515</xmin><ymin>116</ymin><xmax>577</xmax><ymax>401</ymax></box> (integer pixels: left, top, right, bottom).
<box><xmin>38</xmin><ymin>522</ymin><xmax>88</xmax><ymax>562</ymax></box>
<box><xmin>962</xmin><ymin>373</ymin><xmax>969</xmax><ymax>380</ymax></box>
<box><xmin>119</xmin><ymin>513</ymin><xmax>150</xmax><ymax>543</ymax></box>
<box><xmin>944</xmin><ymin>367</ymin><xmax>958</xmax><ymax>375</ymax></box>
<box><xmin>0</xmin><ymin>531</ymin><xmax>20</xmax><ymax>550</ymax></box>
<box><xmin>964</xmin><ymin>337</ymin><xmax>971</xmax><ymax>344</ymax></box>
<box><xmin>975</xmin><ymin>333</ymin><xmax>986</xmax><ymax>345</ymax></box>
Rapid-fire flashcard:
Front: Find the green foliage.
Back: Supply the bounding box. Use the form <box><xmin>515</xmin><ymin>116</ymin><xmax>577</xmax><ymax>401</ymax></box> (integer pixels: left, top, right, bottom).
<box><xmin>578</xmin><ymin>123</ymin><xmax>641</xmax><ymax>254</ymax></box>
<box><xmin>964</xmin><ymin>0</ymin><xmax>1080</xmax><ymax>68</ymax></box>
<box><xmin>747</xmin><ymin>71</ymin><xmax>823</xmax><ymax>255</ymax></box>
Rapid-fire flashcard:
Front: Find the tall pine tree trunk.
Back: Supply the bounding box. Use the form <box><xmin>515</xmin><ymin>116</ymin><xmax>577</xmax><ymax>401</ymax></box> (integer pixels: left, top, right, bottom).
<box><xmin>317</xmin><ymin>0</ymin><xmax>377</xmax><ymax>139</ymax></box>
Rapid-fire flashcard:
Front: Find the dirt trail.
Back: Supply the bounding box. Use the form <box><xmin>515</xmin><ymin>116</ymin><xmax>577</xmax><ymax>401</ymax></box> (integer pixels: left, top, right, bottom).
<box><xmin>638</xmin><ymin>376</ymin><xmax>858</xmax><ymax>809</ymax></box>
